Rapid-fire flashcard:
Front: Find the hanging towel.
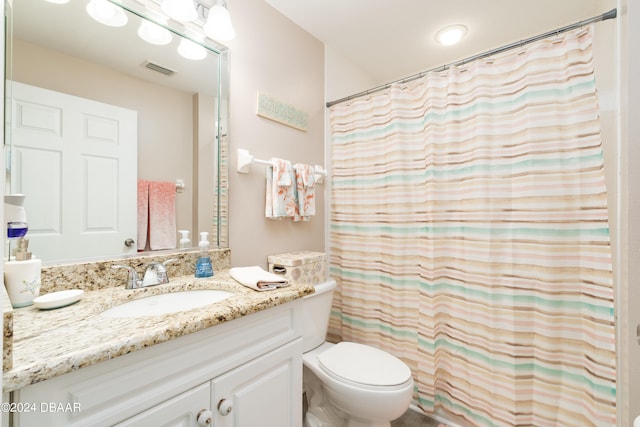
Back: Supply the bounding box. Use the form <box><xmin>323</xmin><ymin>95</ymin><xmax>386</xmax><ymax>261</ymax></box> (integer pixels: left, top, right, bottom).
<box><xmin>294</xmin><ymin>163</ymin><xmax>316</xmax><ymax>221</ymax></box>
<box><xmin>229</xmin><ymin>266</ymin><xmax>289</xmax><ymax>291</ymax></box>
<box><xmin>148</xmin><ymin>181</ymin><xmax>177</xmax><ymax>250</ymax></box>
<box><xmin>265</xmin><ymin>158</ymin><xmax>298</xmax><ymax>219</ymax></box>
<box><xmin>137</xmin><ymin>179</ymin><xmax>150</xmax><ymax>250</ymax></box>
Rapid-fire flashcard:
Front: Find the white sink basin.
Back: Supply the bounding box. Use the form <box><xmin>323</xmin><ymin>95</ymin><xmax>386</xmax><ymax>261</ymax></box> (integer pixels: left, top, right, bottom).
<box><xmin>102</xmin><ymin>290</ymin><xmax>234</xmax><ymax>318</ymax></box>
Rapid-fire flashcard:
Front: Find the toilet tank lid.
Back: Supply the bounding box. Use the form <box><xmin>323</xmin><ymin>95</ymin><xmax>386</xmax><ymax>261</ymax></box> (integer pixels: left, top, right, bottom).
<box><xmin>318</xmin><ymin>342</ymin><xmax>412</xmax><ymax>387</ymax></box>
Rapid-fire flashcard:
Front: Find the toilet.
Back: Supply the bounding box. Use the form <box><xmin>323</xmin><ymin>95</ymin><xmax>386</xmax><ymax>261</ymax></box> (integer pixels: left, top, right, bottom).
<box><xmin>302</xmin><ymin>279</ymin><xmax>414</xmax><ymax>427</ymax></box>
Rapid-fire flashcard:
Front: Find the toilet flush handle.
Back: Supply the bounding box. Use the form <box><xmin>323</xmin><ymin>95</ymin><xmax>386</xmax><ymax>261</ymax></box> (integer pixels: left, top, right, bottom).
<box><xmin>218</xmin><ymin>399</ymin><xmax>233</xmax><ymax>416</ymax></box>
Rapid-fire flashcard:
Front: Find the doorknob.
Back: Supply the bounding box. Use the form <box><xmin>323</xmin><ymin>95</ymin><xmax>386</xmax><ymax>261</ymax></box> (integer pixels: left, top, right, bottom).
<box><xmin>124</xmin><ymin>238</ymin><xmax>135</xmax><ymax>247</ymax></box>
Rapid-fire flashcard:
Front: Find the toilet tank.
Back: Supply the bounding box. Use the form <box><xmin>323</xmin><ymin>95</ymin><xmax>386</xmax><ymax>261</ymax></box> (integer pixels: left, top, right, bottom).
<box><xmin>302</xmin><ymin>279</ymin><xmax>337</xmax><ymax>352</ymax></box>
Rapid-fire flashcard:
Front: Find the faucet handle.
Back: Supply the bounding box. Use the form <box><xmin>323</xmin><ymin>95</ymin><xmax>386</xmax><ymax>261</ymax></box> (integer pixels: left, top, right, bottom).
<box><xmin>163</xmin><ymin>258</ymin><xmax>178</xmax><ymax>268</ymax></box>
<box><xmin>157</xmin><ymin>259</ymin><xmax>178</xmax><ymax>284</ymax></box>
<box><xmin>112</xmin><ymin>265</ymin><xmax>141</xmax><ymax>289</ymax></box>
<box><xmin>158</xmin><ymin>259</ymin><xmax>178</xmax><ymax>284</ymax></box>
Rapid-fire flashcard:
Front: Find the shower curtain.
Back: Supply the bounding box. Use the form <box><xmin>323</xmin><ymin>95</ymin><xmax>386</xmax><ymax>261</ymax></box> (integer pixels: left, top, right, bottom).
<box><xmin>328</xmin><ymin>26</ymin><xmax>615</xmax><ymax>427</ymax></box>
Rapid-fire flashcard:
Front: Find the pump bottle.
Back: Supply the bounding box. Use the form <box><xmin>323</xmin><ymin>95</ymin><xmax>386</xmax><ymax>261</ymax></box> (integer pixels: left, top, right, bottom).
<box><xmin>195</xmin><ymin>232</ymin><xmax>214</xmax><ymax>278</ymax></box>
<box><xmin>178</xmin><ymin>230</ymin><xmax>191</xmax><ymax>249</ymax></box>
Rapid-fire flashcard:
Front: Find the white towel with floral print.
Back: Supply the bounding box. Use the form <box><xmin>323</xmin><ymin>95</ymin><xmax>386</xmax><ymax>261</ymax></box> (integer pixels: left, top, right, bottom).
<box><xmin>266</xmin><ymin>158</ymin><xmax>304</xmax><ymax>220</ymax></box>
<box><xmin>294</xmin><ymin>163</ymin><xmax>316</xmax><ymax>221</ymax></box>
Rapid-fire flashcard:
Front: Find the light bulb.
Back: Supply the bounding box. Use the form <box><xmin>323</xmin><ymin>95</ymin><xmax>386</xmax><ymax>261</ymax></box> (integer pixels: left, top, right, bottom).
<box><xmin>178</xmin><ymin>38</ymin><xmax>207</xmax><ymax>60</ymax></box>
<box><xmin>138</xmin><ymin>20</ymin><xmax>172</xmax><ymax>45</ymax></box>
<box><xmin>161</xmin><ymin>0</ymin><xmax>198</xmax><ymax>22</ymax></box>
<box><xmin>435</xmin><ymin>25</ymin><xmax>468</xmax><ymax>46</ymax></box>
<box><xmin>86</xmin><ymin>0</ymin><xmax>128</xmax><ymax>27</ymax></box>
<box><xmin>204</xmin><ymin>3</ymin><xmax>236</xmax><ymax>41</ymax></box>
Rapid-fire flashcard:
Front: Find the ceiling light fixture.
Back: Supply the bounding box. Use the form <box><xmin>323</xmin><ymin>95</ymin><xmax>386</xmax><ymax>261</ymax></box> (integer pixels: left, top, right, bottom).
<box><xmin>44</xmin><ymin>0</ymin><xmax>71</xmax><ymax>4</ymax></box>
<box><xmin>138</xmin><ymin>19</ymin><xmax>173</xmax><ymax>45</ymax></box>
<box><xmin>204</xmin><ymin>0</ymin><xmax>236</xmax><ymax>41</ymax></box>
<box><xmin>86</xmin><ymin>0</ymin><xmax>128</xmax><ymax>27</ymax></box>
<box><xmin>435</xmin><ymin>24</ymin><xmax>468</xmax><ymax>46</ymax></box>
<box><xmin>161</xmin><ymin>0</ymin><xmax>198</xmax><ymax>22</ymax></box>
<box><xmin>178</xmin><ymin>37</ymin><xmax>207</xmax><ymax>60</ymax></box>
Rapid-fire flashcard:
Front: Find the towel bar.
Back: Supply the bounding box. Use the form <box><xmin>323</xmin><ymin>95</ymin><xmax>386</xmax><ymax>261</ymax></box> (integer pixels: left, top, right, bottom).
<box><xmin>236</xmin><ymin>148</ymin><xmax>327</xmax><ymax>183</ymax></box>
<box><xmin>175</xmin><ymin>179</ymin><xmax>185</xmax><ymax>193</ymax></box>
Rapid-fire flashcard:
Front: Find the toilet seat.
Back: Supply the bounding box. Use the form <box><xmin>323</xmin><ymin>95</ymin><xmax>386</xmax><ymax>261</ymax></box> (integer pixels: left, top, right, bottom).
<box><xmin>318</xmin><ymin>342</ymin><xmax>412</xmax><ymax>390</ymax></box>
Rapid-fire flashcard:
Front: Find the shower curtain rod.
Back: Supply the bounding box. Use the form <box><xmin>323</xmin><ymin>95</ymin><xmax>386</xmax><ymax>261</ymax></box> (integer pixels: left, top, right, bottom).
<box><xmin>326</xmin><ymin>8</ymin><xmax>617</xmax><ymax>108</ymax></box>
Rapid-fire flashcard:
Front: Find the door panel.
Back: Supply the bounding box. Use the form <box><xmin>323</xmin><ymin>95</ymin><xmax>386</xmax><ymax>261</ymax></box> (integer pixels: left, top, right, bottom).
<box><xmin>212</xmin><ymin>340</ymin><xmax>303</xmax><ymax>427</ymax></box>
<box><xmin>10</xmin><ymin>81</ymin><xmax>137</xmax><ymax>260</ymax></box>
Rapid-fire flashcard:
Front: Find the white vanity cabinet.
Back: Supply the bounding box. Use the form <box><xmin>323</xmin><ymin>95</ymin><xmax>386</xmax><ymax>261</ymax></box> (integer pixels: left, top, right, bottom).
<box><xmin>10</xmin><ymin>301</ymin><xmax>303</xmax><ymax>427</ymax></box>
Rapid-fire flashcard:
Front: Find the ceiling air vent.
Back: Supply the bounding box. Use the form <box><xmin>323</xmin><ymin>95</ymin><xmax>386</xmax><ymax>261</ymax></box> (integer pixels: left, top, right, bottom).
<box><xmin>142</xmin><ymin>60</ymin><xmax>176</xmax><ymax>77</ymax></box>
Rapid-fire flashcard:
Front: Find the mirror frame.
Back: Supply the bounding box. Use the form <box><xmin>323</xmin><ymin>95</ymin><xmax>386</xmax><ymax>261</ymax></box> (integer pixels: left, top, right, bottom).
<box><xmin>4</xmin><ymin>0</ymin><xmax>230</xmax><ymax>264</ymax></box>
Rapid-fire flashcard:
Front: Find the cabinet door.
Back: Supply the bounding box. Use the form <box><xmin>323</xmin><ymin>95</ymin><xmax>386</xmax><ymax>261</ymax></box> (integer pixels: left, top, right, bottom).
<box><xmin>115</xmin><ymin>382</ymin><xmax>211</xmax><ymax>427</ymax></box>
<box><xmin>212</xmin><ymin>339</ymin><xmax>302</xmax><ymax>427</ymax></box>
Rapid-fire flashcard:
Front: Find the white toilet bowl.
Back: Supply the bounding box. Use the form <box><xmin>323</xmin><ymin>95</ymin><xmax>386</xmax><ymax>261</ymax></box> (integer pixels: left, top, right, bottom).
<box><xmin>302</xmin><ymin>280</ymin><xmax>414</xmax><ymax>427</ymax></box>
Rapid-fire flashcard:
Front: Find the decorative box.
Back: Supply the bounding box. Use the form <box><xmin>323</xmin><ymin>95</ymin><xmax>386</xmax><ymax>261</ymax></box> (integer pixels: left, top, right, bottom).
<box><xmin>267</xmin><ymin>251</ymin><xmax>326</xmax><ymax>285</ymax></box>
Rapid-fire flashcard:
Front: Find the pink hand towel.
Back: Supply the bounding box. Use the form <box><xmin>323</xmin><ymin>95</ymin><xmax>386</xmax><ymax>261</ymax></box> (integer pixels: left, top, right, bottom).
<box><xmin>148</xmin><ymin>181</ymin><xmax>177</xmax><ymax>250</ymax></box>
<box><xmin>137</xmin><ymin>180</ymin><xmax>149</xmax><ymax>250</ymax></box>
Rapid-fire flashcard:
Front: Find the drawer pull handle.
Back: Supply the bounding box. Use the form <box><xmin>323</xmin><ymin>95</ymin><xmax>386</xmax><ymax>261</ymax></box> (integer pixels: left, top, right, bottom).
<box><xmin>197</xmin><ymin>409</ymin><xmax>213</xmax><ymax>426</ymax></box>
<box><xmin>218</xmin><ymin>398</ymin><xmax>233</xmax><ymax>416</ymax></box>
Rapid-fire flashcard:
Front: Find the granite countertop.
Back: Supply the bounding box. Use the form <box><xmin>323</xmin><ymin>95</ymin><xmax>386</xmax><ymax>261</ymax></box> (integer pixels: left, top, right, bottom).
<box><xmin>2</xmin><ymin>270</ymin><xmax>314</xmax><ymax>392</ymax></box>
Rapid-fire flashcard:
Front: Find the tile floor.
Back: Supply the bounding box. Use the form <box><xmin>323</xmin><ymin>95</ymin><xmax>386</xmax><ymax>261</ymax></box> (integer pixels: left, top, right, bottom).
<box><xmin>391</xmin><ymin>408</ymin><xmax>443</xmax><ymax>427</ymax></box>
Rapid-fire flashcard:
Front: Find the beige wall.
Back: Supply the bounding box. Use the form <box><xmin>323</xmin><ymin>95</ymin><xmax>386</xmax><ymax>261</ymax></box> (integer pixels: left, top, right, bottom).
<box><xmin>619</xmin><ymin>0</ymin><xmax>640</xmax><ymax>424</ymax></box>
<box><xmin>224</xmin><ymin>0</ymin><xmax>325</xmax><ymax>268</ymax></box>
<box><xmin>590</xmin><ymin>1</ymin><xmax>630</xmax><ymax>424</ymax></box>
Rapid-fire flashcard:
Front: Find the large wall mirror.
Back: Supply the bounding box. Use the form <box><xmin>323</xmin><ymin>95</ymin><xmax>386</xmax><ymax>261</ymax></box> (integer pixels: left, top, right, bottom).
<box><xmin>5</xmin><ymin>0</ymin><xmax>230</xmax><ymax>264</ymax></box>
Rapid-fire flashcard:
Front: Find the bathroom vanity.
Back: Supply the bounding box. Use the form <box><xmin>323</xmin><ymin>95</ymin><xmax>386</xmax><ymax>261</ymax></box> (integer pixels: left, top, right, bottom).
<box><xmin>2</xmin><ymin>267</ymin><xmax>313</xmax><ymax>427</ymax></box>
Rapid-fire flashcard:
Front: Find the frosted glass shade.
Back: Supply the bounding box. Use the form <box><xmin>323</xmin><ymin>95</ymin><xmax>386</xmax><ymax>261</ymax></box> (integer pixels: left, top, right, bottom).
<box><xmin>204</xmin><ymin>4</ymin><xmax>236</xmax><ymax>41</ymax></box>
<box><xmin>161</xmin><ymin>0</ymin><xmax>198</xmax><ymax>22</ymax></box>
<box><xmin>86</xmin><ymin>0</ymin><xmax>128</xmax><ymax>27</ymax></box>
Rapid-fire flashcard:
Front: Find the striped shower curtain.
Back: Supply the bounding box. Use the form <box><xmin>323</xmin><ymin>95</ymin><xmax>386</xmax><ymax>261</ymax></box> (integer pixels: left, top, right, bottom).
<box><xmin>328</xmin><ymin>26</ymin><xmax>615</xmax><ymax>427</ymax></box>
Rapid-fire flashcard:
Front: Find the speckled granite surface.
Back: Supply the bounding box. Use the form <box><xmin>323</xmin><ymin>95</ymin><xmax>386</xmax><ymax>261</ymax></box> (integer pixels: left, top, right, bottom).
<box><xmin>40</xmin><ymin>249</ymin><xmax>231</xmax><ymax>292</ymax></box>
<box><xmin>2</xmin><ymin>249</ymin><xmax>231</xmax><ymax>374</ymax></box>
<box><xmin>3</xmin><ymin>260</ymin><xmax>313</xmax><ymax>393</ymax></box>
<box><xmin>2</xmin><ymin>286</ymin><xmax>13</xmax><ymax>371</ymax></box>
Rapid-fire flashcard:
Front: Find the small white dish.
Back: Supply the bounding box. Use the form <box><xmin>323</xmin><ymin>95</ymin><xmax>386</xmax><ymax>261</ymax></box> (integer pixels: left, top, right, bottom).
<box><xmin>33</xmin><ymin>289</ymin><xmax>84</xmax><ymax>310</ymax></box>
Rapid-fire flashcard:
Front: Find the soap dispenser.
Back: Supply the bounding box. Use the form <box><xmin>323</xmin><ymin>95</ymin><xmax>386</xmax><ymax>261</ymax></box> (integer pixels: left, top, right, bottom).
<box><xmin>195</xmin><ymin>232</ymin><xmax>214</xmax><ymax>278</ymax></box>
<box><xmin>178</xmin><ymin>230</ymin><xmax>191</xmax><ymax>249</ymax></box>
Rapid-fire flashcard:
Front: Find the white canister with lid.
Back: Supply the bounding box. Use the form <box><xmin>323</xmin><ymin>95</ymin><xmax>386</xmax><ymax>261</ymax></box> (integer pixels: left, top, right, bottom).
<box><xmin>4</xmin><ymin>257</ymin><xmax>41</xmax><ymax>308</ymax></box>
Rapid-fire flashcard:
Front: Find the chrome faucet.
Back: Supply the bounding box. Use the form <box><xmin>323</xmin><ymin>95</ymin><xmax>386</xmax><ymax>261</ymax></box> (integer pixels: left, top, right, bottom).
<box><xmin>112</xmin><ymin>259</ymin><xmax>177</xmax><ymax>289</ymax></box>
<box><xmin>142</xmin><ymin>259</ymin><xmax>177</xmax><ymax>286</ymax></box>
<box><xmin>112</xmin><ymin>264</ymin><xmax>142</xmax><ymax>289</ymax></box>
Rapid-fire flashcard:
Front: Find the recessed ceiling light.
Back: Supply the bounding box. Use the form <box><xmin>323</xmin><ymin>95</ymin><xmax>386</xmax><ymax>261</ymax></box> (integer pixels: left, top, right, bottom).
<box><xmin>435</xmin><ymin>24</ymin><xmax>468</xmax><ymax>46</ymax></box>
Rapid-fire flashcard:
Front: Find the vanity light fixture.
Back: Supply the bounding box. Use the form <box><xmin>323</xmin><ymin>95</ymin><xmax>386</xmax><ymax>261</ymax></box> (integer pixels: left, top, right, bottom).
<box><xmin>138</xmin><ymin>19</ymin><xmax>173</xmax><ymax>45</ymax></box>
<box><xmin>86</xmin><ymin>0</ymin><xmax>128</xmax><ymax>27</ymax></box>
<box><xmin>204</xmin><ymin>0</ymin><xmax>236</xmax><ymax>41</ymax></box>
<box><xmin>435</xmin><ymin>24</ymin><xmax>468</xmax><ymax>46</ymax></box>
<box><xmin>161</xmin><ymin>0</ymin><xmax>198</xmax><ymax>22</ymax></box>
<box><xmin>44</xmin><ymin>0</ymin><xmax>70</xmax><ymax>4</ymax></box>
<box><xmin>178</xmin><ymin>37</ymin><xmax>207</xmax><ymax>60</ymax></box>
